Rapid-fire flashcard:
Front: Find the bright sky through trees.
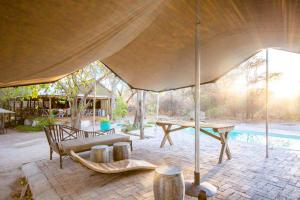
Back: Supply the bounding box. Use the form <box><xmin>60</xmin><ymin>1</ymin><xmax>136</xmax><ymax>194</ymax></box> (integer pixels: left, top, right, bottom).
<box><xmin>221</xmin><ymin>49</ymin><xmax>300</xmax><ymax>100</ymax></box>
<box><xmin>269</xmin><ymin>49</ymin><xmax>300</xmax><ymax>99</ymax></box>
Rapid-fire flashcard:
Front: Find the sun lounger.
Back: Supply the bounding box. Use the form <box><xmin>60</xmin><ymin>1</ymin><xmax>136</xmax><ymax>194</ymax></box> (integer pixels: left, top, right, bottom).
<box><xmin>70</xmin><ymin>150</ymin><xmax>156</xmax><ymax>173</ymax></box>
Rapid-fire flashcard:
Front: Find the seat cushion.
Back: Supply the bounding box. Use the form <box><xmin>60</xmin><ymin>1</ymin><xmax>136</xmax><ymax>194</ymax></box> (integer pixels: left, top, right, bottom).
<box><xmin>59</xmin><ymin>134</ymin><xmax>130</xmax><ymax>154</ymax></box>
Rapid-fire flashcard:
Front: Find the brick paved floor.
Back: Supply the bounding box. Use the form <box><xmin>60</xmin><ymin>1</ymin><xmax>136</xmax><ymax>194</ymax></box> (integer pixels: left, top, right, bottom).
<box><xmin>35</xmin><ymin>127</ymin><xmax>300</xmax><ymax>200</ymax></box>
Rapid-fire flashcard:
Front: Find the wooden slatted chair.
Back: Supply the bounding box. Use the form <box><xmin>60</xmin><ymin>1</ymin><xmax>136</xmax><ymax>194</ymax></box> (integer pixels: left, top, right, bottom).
<box><xmin>44</xmin><ymin>125</ymin><xmax>129</xmax><ymax>169</ymax></box>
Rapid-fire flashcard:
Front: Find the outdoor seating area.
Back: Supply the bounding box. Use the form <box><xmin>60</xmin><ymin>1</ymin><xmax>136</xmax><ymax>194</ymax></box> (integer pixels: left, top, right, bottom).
<box><xmin>20</xmin><ymin>128</ymin><xmax>300</xmax><ymax>199</ymax></box>
<box><xmin>44</xmin><ymin>125</ymin><xmax>132</xmax><ymax>168</ymax></box>
<box><xmin>2</xmin><ymin>1</ymin><xmax>300</xmax><ymax>199</ymax></box>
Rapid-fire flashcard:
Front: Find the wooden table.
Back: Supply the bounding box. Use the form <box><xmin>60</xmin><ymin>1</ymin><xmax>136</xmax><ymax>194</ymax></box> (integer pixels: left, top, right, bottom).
<box><xmin>156</xmin><ymin>120</ymin><xmax>235</xmax><ymax>164</ymax></box>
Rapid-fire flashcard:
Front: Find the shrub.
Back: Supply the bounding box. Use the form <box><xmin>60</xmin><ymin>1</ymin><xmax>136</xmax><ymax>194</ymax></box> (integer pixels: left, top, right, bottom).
<box><xmin>113</xmin><ymin>97</ymin><xmax>128</xmax><ymax>119</ymax></box>
<box><xmin>33</xmin><ymin>117</ymin><xmax>55</xmax><ymax>129</ymax></box>
<box><xmin>121</xmin><ymin>123</ymin><xmax>152</xmax><ymax>133</ymax></box>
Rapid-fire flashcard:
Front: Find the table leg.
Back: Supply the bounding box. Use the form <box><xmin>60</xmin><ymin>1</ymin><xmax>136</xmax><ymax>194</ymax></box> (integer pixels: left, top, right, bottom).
<box><xmin>160</xmin><ymin>125</ymin><xmax>173</xmax><ymax>148</ymax></box>
<box><xmin>160</xmin><ymin>134</ymin><xmax>168</xmax><ymax>148</ymax></box>
<box><xmin>166</xmin><ymin>125</ymin><xmax>173</xmax><ymax>145</ymax></box>
<box><xmin>225</xmin><ymin>132</ymin><xmax>232</xmax><ymax>159</ymax></box>
<box><xmin>218</xmin><ymin>132</ymin><xmax>231</xmax><ymax>164</ymax></box>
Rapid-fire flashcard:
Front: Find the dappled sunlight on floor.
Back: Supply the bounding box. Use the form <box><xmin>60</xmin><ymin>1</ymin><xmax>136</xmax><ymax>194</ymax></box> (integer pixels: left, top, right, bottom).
<box><xmin>34</xmin><ymin>127</ymin><xmax>300</xmax><ymax>199</ymax></box>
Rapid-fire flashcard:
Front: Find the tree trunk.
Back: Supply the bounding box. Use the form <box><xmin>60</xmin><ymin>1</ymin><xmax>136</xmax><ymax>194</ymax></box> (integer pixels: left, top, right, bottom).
<box><xmin>110</xmin><ymin>79</ymin><xmax>118</xmax><ymax>120</ymax></box>
<box><xmin>133</xmin><ymin>90</ymin><xmax>145</xmax><ymax>139</ymax></box>
<box><xmin>140</xmin><ymin>90</ymin><xmax>145</xmax><ymax>139</ymax></box>
<box><xmin>70</xmin><ymin>98</ymin><xmax>82</xmax><ymax>129</ymax></box>
<box><xmin>133</xmin><ymin>91</ymin><xmax>141</xmax><ymax>128</ymax></box>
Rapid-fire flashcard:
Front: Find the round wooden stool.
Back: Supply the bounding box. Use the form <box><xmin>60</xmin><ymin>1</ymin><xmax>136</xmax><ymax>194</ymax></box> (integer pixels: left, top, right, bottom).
<box><xmin>90</xmin><ymin>145</ymin><xmax>110</xmax><ymax>163</ymax></box>
<box><xmin>113</xmin><ymin>142</ymin><xmax>130</xmax><ymax>161</ymax></box>
<box><xmin>153</xmin><ymin>166</ymin><xmax>184</xmax><ymax>200</ymax></box>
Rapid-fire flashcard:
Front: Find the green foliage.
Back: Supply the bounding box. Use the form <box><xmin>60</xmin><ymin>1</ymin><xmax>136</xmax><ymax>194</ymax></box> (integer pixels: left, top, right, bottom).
<box><xmin>121</xmin><ymin>123</ymin><xmax>152</xmax><ymax>133</ymax></box>
<box><xmin>58</xmin><ymin>98</ymin><xmax>67</xmax><ymax>105</ymax></box>
<box><xmin>121</xmin><ymin>124</ymin><xmax>138</xmax><ymax>133</ymax></box>
<box><xmin>113</xmin><ymin>97</ymin><xmax>128</xmax><ymax>119</ymax></box>
<box><xmin>15</xmin><ymin>125</ymin><xmax>42</xmax><ymax>132</ymax></box>
<box><xmin>100</xmin><ymin>118</ymin><xmax>110</xmax><ymax>123</ymax></box>
<box><xmin>34</xmin><ymin>117</ymin><xmax>55</xmax><ymax>128</ymax></box>
<box><xmin>0</xmin><ymin>84</ymin><xmax>50</xmax><ymax>108</ymax></box>
<box><xmin>16</xmin><ymin>117</ymin><xmax>55</xmax><ymax>132</ymax></box>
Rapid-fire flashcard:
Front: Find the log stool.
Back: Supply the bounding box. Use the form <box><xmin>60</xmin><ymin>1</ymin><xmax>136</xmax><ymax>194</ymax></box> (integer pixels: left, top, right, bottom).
<box><xmin>90</xmin><ymin>145</ymin><xmax>110</xmax><ymax>163</ymax></box>
<box><xmin>153</xmin><ymin>166</ymin><xmax>184</xmax><ymax>200</ymax></box>
<box><xmin>113</xmin><ymin>142</ymin><xmax>130</xmax><ymax>161</ymax></box>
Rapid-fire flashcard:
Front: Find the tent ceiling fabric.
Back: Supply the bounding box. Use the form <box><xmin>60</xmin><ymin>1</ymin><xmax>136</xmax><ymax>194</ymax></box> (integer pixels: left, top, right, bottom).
<box><xmin>1</xmin><ymin>0</ymin><xmax>300</xmax><ymax>91</ymax></box>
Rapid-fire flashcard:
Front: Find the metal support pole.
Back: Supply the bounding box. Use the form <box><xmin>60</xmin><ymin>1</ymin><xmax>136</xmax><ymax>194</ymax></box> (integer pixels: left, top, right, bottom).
<box><xmin>155</xmin><ymin>93</ymin><xmax>160</xmax><ymax>132</ymax></box>
<box><xmin>266</xmin><ymin>49</ymin><xmax>269</xmax><ymax>158</ymax></box>
<box><xmin>156</xmin><ymin>93</ymin><xmax>160</xmax><ymax>121</ymax></box>
<box><xmin>194</xmin><ymin>7</ymin><xmax>201</xmax><ymax>186</ymax></box>
<box><xmin>185</xmin><ymin>0</ymin><xmax>216</xmax><ymax>197</ymax></box>
<box><xmin>93</xmin><ymin>81</ymin><xmax>96</xmax><ymax>131</ymax></box>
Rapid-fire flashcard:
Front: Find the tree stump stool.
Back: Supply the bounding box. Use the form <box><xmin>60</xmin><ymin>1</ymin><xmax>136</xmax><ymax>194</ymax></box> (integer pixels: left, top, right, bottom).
<box><xmin>153</xmin><ymin>166</ymin><xmax>184</xmax><ymax>200</ymax></box>
<box><xmin>90</xmin><ymin>145</ymin><xmax>110</xmax><ymax>163</ymax></box>
<box><xmin>113</xmin><ymin>142</ymin><xmax>130</xmax><ymax>161</ymax></box>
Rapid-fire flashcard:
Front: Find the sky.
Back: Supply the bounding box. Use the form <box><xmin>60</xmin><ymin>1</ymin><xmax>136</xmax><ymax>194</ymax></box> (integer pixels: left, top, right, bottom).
<box><xmin>269</xmin><ymin>49</ymin><xmax>300</xmax><ymax>99</ymax></box>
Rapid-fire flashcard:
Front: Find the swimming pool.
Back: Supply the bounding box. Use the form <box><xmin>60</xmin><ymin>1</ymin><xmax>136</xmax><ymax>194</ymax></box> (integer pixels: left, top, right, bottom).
<box><xmin>185</xmin><ymin>128</ymin><xmax>300</xmax><ymax>151</ymax></box>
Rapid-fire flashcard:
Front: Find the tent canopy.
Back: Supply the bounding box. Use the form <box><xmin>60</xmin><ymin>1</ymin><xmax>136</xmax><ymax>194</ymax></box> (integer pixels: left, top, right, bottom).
<box><xmin>1</xmin><ymin>0</ymin><xmax>300</xmax><ymax>91</ymax></box>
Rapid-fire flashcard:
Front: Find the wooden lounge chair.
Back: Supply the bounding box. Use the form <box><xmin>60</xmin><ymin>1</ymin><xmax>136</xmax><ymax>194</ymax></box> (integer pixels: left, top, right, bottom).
<box><xmin>44</xmin><ymin>125</ymin><xmax>132</xmax><ymax>169</ymax></box>
<box><xmin>70</xmin><ymin>150</ymin><xmax>156</xmax><ymax>173</ymax></box>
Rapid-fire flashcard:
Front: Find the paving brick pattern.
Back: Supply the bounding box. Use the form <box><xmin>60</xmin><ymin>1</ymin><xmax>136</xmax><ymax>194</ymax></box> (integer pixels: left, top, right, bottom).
<box><xmin>35</xmin><ymin>128</ymin><xmax>300</xmax><ymax>200</ymax></box>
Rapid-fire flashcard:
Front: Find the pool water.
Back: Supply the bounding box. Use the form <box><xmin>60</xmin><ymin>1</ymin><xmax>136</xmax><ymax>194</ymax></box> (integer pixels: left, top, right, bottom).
<box><xmin>185</xmin><ymin>128</ymin><xmax>300</xmax><ymax>151</ymax></box>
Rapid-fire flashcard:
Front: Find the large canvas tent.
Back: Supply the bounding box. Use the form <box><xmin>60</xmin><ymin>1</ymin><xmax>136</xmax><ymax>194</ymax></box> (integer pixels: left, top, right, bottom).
<box><xmin>1</xmin><ymin>0</ymin><xmax>300</xmax><ymax>197</ymax></box>
<box><xmin>1</xmin><ymin>0</ymin><xmax>300</xmax><ymax>91</ymax></box>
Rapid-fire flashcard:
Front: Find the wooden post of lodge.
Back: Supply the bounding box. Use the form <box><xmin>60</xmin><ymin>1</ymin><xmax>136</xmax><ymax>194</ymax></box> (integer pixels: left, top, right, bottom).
<box><xmin>49</xmin><ymin>97</ymin><xmax>52</xmax><ymax>115</ymax></box>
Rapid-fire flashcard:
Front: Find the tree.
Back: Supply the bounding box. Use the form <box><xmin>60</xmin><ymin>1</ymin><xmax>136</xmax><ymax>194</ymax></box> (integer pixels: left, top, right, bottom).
<box><xmin>0</xmin><ymin>84</ymin><xmax>49</xmax><ymax>114</ymax></box>
<box><xmin>133</xmin><ymin>90</ymin><xmax>146</xmax><ymax>139</ymax></box>
<box><xmin>113</xmin><ymin>96</ymin><xmax>128</xmax><ymax>119</ymax></box>
<box><xmin>53</xmin><ymin>61</ymin><xmax>109</xmax><ymax>128</ymax></box>
<box><xmin>242</xmin><ymin>52</ymin><xmax>281</xmax><ymax>119</ymax></box>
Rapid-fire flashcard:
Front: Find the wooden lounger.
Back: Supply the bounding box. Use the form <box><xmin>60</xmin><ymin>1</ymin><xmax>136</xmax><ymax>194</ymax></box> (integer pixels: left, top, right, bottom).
<box><xmin>70</xmin><ymin>150</ymin><xmax>157</xmax><ymax>173</ymax></box>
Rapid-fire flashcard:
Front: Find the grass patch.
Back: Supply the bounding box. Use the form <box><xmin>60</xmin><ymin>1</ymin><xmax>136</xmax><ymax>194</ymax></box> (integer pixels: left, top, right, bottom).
<box><xmin>15</xmin><ymin>125</ymin><xmax>42</xmax><ymax>132</ymax></box>
<box><xmin>147</xmin><ymin>121</ymin><xmax>156</xmax><ymax>125</ymax></box>
<box><xmin>121</xmin><ymin>123</ymin><xmax>153</xmax><ymax>133</ymax></box>
<box><xmin>10</xmin><ymin>177</ymin><xmax>32</xmax><ymax>200</ymax></box>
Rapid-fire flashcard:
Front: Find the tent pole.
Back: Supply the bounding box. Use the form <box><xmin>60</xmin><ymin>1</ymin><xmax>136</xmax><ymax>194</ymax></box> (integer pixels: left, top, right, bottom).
<box><xmin>93</xmin><ymin>81</ymin><xmax>96</xmax><ymax>132</ymax></box>
<box><xmin>156</xmin><ymin>93</ymin><xmax>159</xmax><ymax>121</ymax></box>
<box><xmin>266</xmin><ymin>49</ymin><xmax>269</xmax><ymax>158</ymax></box>
<box><xmin>185</xmin><ymin>0</ymin><xmax>216</xmax><ymax>197</ymax></box>
<box><xmin>155</xmin><ymin>93</ymin><xmax>160</xmax><ymax>132</ymax></box>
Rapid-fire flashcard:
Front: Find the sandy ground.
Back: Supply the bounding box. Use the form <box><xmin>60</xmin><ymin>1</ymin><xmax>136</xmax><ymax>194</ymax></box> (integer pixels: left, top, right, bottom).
<box><xmin>0</xmin><ymin>130</ymin><xmax>54</xmax><ymax>199</ymax></box>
